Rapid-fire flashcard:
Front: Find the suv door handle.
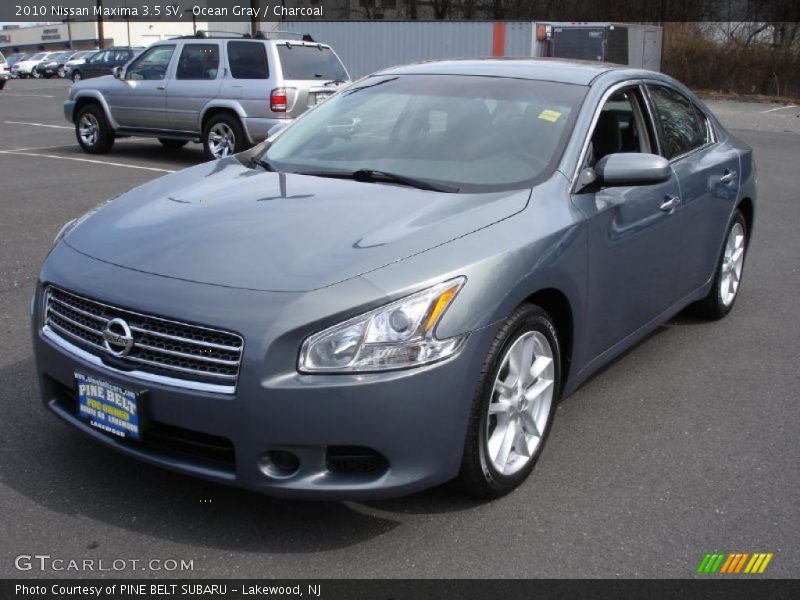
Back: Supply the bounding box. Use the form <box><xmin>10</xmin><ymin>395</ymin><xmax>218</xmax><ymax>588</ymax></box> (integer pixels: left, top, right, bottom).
<box><xmin>719</xmin><ymin>170</ymin><xmax>738</xmax><ymax>184</ymax></box>
<box><xmin>660</xmin><ymin>195</ymin><xmax>681</xmax><ymax>212</ymax></box>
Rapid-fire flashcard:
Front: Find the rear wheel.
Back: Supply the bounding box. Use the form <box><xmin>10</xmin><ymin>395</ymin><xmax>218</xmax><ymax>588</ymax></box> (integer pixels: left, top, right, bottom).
<box><xmin>691</xmin><ymin>209</ymin><xmax>748</xmax><ymax>320</ymax></box>
<box><xmin>457</xmin><ymin>304</ymin><xmax>560</xmax><ymax>499</ymax></box>
<box><xmin>158</xmin><ymin>138</ymin><xmax>188</xmax><ymax>149</ymax></box>
<box><xmin>202</xmin><ymin>113</ymin><xmax>245</xmax><ymax>160</ymax></box>
<box><xmin>75</xmin><ymin>104</ymin><xmax>114</xmax><ymax>154</ymax></box>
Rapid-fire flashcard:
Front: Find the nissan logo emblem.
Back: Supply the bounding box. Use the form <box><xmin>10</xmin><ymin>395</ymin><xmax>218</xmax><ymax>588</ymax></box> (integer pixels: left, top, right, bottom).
<box><xmin>102</xmin><ymin>317</ymin><xmax>134</xmax><ymax>357</ymax></box>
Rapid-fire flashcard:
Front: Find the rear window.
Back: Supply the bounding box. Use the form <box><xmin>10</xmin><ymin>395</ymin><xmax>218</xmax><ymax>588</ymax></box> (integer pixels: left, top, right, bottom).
<box><xmin>276</xmin><ymin>44</ymin><xmax>347</xmax><ymax>81</ymax></box>
<box><xmin>227</xmin><ymin>41</ymin><xmax>268</xmax><ymax>79</ymax></box>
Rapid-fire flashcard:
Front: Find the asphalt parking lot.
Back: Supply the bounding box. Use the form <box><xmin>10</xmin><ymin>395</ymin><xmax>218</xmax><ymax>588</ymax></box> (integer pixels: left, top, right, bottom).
<box><xmin>0</xmin><ymin>78</ymin><xmax>798</xmax><ymax>579</ymax></box>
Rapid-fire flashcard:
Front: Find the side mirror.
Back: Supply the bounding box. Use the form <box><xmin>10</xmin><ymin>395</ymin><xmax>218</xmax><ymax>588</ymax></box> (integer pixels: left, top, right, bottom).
<box><xmin>112</xmin><ymin>66</ymin><xmax>123</xmax><ymax>79</ymax></box>
<box><xmin>594</xmin><ymin>153</ymin><xmax>671</xmax><ymax>186</ymax></box>
<box><xmin>267</xmin><ymin>122</ymin><xmax>287</xmax><ymax>138</ymax></box>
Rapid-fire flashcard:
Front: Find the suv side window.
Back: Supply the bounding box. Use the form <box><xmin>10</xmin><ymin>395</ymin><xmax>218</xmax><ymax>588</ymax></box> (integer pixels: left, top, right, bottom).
<box><xmin>227</xmin><ymin>41</ymin><xmax>268</xmax><ymax>79</ymax></box>
<box><xmin>176</xmin><ymin>44</ymin><xmax>220</xmax><ymax>80</ymax></box>
<box><xmin>648</xmin><ymin>85</ymin><xmax>708</xmax><ymax>159</ymax></box>
<box><xmin>125</xmin><ymin>45</ymin><xmax>175</xmax><ymax>81</ymax></box>
<box><xmin>587</xmin><ymin>87</ymin><xmax>653</xmax><ymax>166</ymax></box>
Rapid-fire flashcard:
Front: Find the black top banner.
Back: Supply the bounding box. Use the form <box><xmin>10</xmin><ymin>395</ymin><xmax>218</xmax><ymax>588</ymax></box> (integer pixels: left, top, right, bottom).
<box><xmin>2</xmin><ymin>0</ymin><xmax>799</xmax><ymax>23</ymax></box>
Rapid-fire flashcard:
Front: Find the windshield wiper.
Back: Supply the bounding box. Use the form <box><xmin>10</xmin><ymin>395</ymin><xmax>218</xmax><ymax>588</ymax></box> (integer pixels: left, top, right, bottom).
<box><xmin>293</xmin><ymin>168</ymin><xmax>459</xmax><ymax>193</ymax></box>
<box><xmin>252</xmin><ymin>157</ymin><xmax>276</xmax><ymax>172</ymax></box>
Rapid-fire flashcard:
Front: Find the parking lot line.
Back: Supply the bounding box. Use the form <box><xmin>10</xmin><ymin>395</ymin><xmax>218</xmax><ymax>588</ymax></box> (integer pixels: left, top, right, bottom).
<box><xmin>0</xmin><ymin>150</ymin><xmax>176</xmax><ymax>173</ymax></box>
<box><xmin>761</xmin><ymin>104</ymin><xmax>798</xmax><ymax>113</ymax></box>
<box><xmin>4</xmin><ymin>120</ymin><xmax>72</xmax><ymax>129</ymax></box>
<box><xmin>0</xmin><ymin>93</ymin><xmax>56</xmax><ymax>98</ymax></box>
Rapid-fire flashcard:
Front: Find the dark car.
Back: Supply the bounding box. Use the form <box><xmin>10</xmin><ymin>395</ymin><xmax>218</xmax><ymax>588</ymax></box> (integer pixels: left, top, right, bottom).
<box><xmin>36</xmin><ymin>51</ymin><xmax>81</xmax><ymax>79</ymax></box>
<box><xmin>36</xmin><ymin>59</ymin><xmax>755</xmax><ymax>500</ymax></box>
<box><xmin>70</xmin><ymin>47</ymin><xmax>143</xmax><ymax>81</ymax></box>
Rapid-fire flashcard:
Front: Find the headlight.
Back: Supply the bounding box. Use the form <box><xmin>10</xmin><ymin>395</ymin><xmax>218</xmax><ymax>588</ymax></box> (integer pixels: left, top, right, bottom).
<box><xmin>299</xmin><ymin>277</ymin><xmax>467</xmax><ymax>373</ymax></box>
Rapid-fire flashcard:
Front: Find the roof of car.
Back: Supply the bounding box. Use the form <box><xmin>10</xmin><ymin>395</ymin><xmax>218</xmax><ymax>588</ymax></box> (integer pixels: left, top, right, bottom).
<box><xmin>376</xmin><ymin>58</ymin><xmax>636</xmax><ymax>86</ymax></box>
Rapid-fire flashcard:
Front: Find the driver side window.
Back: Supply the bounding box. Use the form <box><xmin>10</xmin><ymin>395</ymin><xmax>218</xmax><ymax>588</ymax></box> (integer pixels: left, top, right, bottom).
<box><xmin>125</xmin><ymin>45</ymin><xmax>175</xmax><ymax>81</ymax></box>
<box><xmin>587</xmin><ymin>88</ymin><xmax>653</xmax><ymax>166</ymax></box>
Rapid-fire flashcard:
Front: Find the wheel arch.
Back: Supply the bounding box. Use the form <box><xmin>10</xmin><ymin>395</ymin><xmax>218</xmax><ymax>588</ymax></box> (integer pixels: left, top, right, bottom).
<box><xmin>72</xmin><ymin>92</ymin><xmax>116</xmax><ymax>129</ymax></box>
<box><xmin>737</xmin><ymin>196</ymin><xmax>754</xmax><ymax>244</ymax></box>
<box><xmin>517</xmin><ymin>287</ymin><xmax>574</xmax><ymax>388</ymax></box>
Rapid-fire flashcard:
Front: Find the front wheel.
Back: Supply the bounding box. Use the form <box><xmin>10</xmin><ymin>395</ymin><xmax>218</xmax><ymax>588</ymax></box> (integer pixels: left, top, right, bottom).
<box><xmin>691</xmin><ymin>209</ymin><xmax>748</xmax><ymax>320</ymax></box>
<box><xmin>75</xmin><ymin>104</ymin><xmax>114</xmax><ymax>154</ymax></box>
<box><xmin>457</xmin><ymin>304</ymin><xmax>560</xmax><ymax>499</ymax></box>
<box><xmin>71</xmin><ymin>71</ymin><xmax>82</xmax><ymax>82</ymax></box>
<box><xmin>202</xmin><ymin>114</ymin><xmax>246</xmax><ymax>160</ymax></box>
<box><xmin>57</xmin><ymin>67</ymin><xmax>65</xmax><ymax>78</ymax></box>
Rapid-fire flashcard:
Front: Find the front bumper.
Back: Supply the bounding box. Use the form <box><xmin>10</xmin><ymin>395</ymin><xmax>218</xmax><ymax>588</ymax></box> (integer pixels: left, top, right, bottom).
<box><xmin>64</xmin><ymin>100</ymin><xmax>76</xmax><ymax>123</ymax></box>
<box><xmin>32</xmin><ymin>244</ymin><xmax>488</xmax><ymax>499</ymax></box>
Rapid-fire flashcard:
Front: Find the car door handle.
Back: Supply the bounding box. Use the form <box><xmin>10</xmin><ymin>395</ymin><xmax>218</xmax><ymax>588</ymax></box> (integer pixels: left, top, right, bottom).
<box><xmin>719</xmin><ymin>170</ymin><xmax>738</xmax><ymax>185</ymax></box>
<box><xmin>660</xmin><ymin>195</ymin><xmax>681</xmax><ymax>212</ymax></box>
<box><xmin>156</xmin><ymin>85</ymin><xmax>166</xmax><ymax>90</ymax></box>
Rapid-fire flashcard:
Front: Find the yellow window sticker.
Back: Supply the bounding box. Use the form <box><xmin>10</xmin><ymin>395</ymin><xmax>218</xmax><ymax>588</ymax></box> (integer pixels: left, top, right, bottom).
<box><xmin>538</xmin><ymin>109</ymin><xmax>562</xmax><ymax>123</ymax></box>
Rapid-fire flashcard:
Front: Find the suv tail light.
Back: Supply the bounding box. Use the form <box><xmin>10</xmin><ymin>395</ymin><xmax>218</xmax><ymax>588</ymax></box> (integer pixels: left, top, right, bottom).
<box><xmin>270</xmin><ymin>87</ymin><xmax>287</xmax><ymax>113</ymax></box>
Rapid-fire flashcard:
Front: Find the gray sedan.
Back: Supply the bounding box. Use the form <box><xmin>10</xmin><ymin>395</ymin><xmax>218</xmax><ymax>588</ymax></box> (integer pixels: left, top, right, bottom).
<box><xmin>33</xmin><ymin>59</ymin><xmax>755</xmax><ymax>499</ymax></box>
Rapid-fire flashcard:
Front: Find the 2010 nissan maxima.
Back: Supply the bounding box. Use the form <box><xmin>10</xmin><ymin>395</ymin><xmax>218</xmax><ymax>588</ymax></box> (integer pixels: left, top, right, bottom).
<box><xmin>33</xmin><ymin>59</ymin><xmax>755</xmax><ymax>499</ymax></box>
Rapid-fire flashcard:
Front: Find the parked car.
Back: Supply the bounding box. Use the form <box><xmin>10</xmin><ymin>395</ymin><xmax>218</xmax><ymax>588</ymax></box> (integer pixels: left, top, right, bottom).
<box><xmin>36</xmin><ymin>50</ymin><xmax>83</xmax><ymax>78</ymax></box>
<box><xmin>5</xmin><ymin>52</ymin><xmax>30</xmax><ymax>77</ymax></box>
<box><xmin>69</xmin><ymin>47</ymin><xmax>143</xmax><ymax>81</ymax></box>
<box><xmin>0</xmin><ymin>52</ymin><xmax>8</xmax><ymax>89</ymax></box>
<box><xmin>63</xmin><ymin>50</ymin><xmax>96</xmax><ymax>80</ymax></box>
<box><xmin>64</xmin><ymin>34</ymin><xmax>350</xmax><ymax>160</ymax></box>
<box><xmin>12</xmin><ymin>52</ymin><xmax>55</xmax><ymax>78</ymax></box>
<box><xmin>38</xmin><ymin>58</ymin><xmax>755</xmax><ymax>500</ymax></box>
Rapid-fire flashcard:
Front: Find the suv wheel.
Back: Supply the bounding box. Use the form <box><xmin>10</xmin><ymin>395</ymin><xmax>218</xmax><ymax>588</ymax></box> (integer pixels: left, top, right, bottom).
<box><xmin>71</xmin><ymin>70</ymin><xmax>82</xmax><ymax>82</ymax></box>
<box><xmin>457</xmin><ymin>304</ymin><xmax>560</xmax><ymax>498</ymax></box>
<box><xmin>202</xmin><ymin>114</ymin><xmax>245</xmax><ymax>160</ymax></box>
<box><xmin>75</xmin><ymin>104</ymin><xmax>114</xmax><ymax>154</ymax></box>
<box><xmin>158</xmin><ymin>138</ymin><xmax>188</xmax><ymax>149</ymax></box>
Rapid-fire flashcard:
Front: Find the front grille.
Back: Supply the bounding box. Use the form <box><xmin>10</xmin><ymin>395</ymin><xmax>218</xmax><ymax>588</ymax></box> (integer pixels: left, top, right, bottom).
<box><xmin>50</xmin><ymin>377</ymin><xmax>236</xmax><ymax>472</ymax></box>
<box><xmin>44</xmin><ymin>286</ymin><xmax>244</xmax><ymax>391</ymax></box>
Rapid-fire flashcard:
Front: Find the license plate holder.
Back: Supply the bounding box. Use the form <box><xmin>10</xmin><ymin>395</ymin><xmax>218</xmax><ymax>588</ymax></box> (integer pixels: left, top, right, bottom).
<box><xmin>75</xmin><ymin>372</ymin><xmax>143</xmax><ymax>441</ymax></box>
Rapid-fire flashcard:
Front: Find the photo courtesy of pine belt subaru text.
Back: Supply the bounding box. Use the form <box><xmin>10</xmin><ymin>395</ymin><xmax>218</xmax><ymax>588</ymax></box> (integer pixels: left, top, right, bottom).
<box><xmin>37</xmin><ymin>58</ymin><xmax>756</xmax><ymax>500</ymax></box>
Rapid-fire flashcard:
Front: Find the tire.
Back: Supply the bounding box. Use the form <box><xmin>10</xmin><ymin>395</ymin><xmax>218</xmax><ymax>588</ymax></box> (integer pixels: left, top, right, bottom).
<box><xmin>75</xmin><ymin>104</ymin><xmax>114</xmax><ymax>154</ymax></box>
<box><xmin>202</xmin><ymin>113</ymin><xmax>246</xmax><ymax>160</ymax></box>
<box><xmin>32</xmin><ymin>70</ymin><xmax>41</xmax><ymax>79</ymax></box>
<box><xmin>0</xmin><ymin>79</ymin><xmax>5</xmax><ymax>90</ymax></box>
<box><xmin>158</xmin><ymin>138</ymin><xmax>188</xmax><ymax>149</ymax></box>
<box><xmin>457</xmin><ymin>304</ymin><xmax>561</xmax><ymax>499</ymax></box>
<box><xmin>690</xmin><ymin>209</ymin><xmax>748</xmax><ymax>320</ymax></box>
<box><xmin>57</xmin><ymin>67</ymin><xmax>65</xmax><ymax>78</ymax></box>
<box><xmin>71</xmin><ymin>71</ymin><xmax>82</xmax><ymax>82</ymax></box>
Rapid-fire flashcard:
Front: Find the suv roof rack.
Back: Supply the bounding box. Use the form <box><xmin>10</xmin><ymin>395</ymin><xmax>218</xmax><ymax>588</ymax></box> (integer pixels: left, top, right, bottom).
<box><xmin>254</xmin><ymin>30</ymin><xmax>316</xmax><ymax>42</ymax></box>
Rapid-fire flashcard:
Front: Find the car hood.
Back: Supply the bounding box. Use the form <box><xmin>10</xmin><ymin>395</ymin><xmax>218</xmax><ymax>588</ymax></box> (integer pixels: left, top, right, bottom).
<box><xmin>64</xmin><ymin>158</ymin><xmax>530</xmax><ymax>292</ymax></box>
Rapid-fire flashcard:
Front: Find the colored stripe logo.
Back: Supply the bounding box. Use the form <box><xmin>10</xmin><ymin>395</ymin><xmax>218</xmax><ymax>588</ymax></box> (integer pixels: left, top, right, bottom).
<box><xmin>697</xmin><ymin>552</ymin><xmax>773</xmax><ymax>574</ymax></box>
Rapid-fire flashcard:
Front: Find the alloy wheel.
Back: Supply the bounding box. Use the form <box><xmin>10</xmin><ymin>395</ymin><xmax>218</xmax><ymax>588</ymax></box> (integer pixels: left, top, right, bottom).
<box><xmin>208</xmin><ymin>122</ymin><xmax>236</xmax><ymax>158</ymax></box>
<box><xmin>486</xmin><ymin>331</ymin><xmax>555</xmax><ymax>476</ymax></box>
<box><xmin>78</xmin><ymin>113</ymin><xmax>100</xmax><ymax>147</ymax></box>
<box><xmin>719</xmin><ymin>222</ymin><xmax>745</xmax><ymax>306</ymax></box>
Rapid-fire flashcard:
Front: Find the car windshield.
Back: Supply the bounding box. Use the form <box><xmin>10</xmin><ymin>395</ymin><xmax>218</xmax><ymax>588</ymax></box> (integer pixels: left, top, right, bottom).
<box><xmin>276</xmin><ymin>43</ymin><xmax>347</xmax><ymax>81</ymax></box>
<box><xmin>261</xmin><ymin>74</ymin><xmax>586</xmax><ymax>193</ymax></box>
<box><xmin>30</xmin><ymin>53</ymin><xmax>47</xmax><ymax>60</ymax></box>
<box><xmin>55</xmin><ymin>52</ymin><xmax>73</xmax><ymax>60</ymax></box>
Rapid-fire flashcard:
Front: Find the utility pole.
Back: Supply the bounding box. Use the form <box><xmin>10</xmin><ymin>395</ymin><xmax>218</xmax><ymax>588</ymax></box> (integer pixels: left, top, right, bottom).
<box><xmin>250</xmin><ymin>0</ymin><xmax>259</xmax><ymax>37</ymax></box>
<box><xmin>96</xmin><ymin>0</ymin><xmax>105</xmax><ymax>49</ymax></box>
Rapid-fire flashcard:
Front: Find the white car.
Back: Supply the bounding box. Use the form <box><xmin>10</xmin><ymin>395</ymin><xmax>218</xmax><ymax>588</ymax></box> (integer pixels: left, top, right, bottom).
<box><xmin>0</xmin><ymin>52</ymin><xmax>8</xmax><ymax>89</ymax></box>
<box><xmin>14</xmin><ymin>52</ymin><xmax>56</xmax><ymax>78</ymax></box>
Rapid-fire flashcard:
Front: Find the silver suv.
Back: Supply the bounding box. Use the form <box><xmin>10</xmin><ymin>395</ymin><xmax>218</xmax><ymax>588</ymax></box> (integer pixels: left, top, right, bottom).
<box><xmin>64</xmin><ymin>33</ymin><xmax>349</xmax><ymax>160</ymax></box>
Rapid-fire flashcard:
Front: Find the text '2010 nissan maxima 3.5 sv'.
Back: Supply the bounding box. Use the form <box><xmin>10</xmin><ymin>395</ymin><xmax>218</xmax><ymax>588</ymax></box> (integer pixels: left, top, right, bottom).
<box><xmin>34</xmin><ymin>59</ymin><xmax>755</xmax><ymax>500</ymax></box>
